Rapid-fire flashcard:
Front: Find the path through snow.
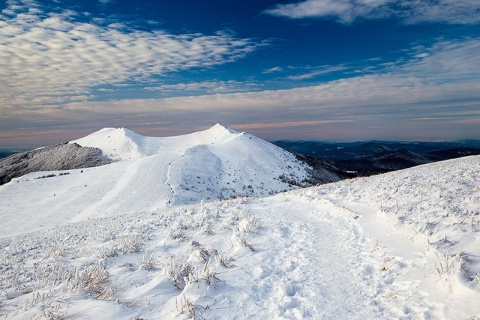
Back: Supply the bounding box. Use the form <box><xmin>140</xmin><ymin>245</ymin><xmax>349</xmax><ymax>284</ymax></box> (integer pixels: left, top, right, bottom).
<box><xmin>245</xmin><ymin>195</ymin><xmax>377</xmax><ymax>318</ymax></box>
<box><xmin>245</xmin><ymin>192</ymin><xmax>449</xmax><ymax>319</ymax></box>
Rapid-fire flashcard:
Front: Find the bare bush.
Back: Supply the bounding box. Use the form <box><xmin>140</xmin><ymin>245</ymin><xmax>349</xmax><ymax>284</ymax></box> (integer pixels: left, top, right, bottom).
<box><xmin>69</xmin><ymin>263</ymin><xmax>115</xmax><ymax>301</ymax></box>
<box><xmin>118</xmin><ymin>235</ymin><xmax>144</xmax><ymax>253</ymax></box>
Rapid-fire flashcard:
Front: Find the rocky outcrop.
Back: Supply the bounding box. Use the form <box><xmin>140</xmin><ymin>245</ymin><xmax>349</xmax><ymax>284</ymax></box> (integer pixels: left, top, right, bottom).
<box><xmin>0</xmin><ymin>143</ymin><xmax>111</xmax><ymax>185</ymax></box>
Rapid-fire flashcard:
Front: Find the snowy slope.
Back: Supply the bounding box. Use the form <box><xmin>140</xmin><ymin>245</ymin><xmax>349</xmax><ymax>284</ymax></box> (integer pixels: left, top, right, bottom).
<box><xmin>0</xmin><ymin>156</ymin><xmax>479</xmax><ymax>319</ymax></box>
<box><xmin>301</xmin><ymin>155</ymin><xmax>480</xmax><ymax>319</ymax></box>
<box><xmin>0</xmin><ymin>124</ymin><xmax>312</xmax><ymax>237</ymax></box>
<box><xmin>0</xmin><ymin>127</ymin><xmax>479</xmax><ymax>319</ymax></box>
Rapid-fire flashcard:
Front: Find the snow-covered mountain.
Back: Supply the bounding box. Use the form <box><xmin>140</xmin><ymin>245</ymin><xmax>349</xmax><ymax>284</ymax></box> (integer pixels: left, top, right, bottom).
<box><xmin>0</xmin><ymin>126</ymin><xmax>479</xmax><ymax>319</ymax></box>
<box><xmin>70</xmin><ymin>124</ymin><xmax>321</xmax><ymax>205</ymax></box>
<box><xmin>0</xmin><ymin>124</ymin><xmax>337</xmax><ymax>237</ymax></box>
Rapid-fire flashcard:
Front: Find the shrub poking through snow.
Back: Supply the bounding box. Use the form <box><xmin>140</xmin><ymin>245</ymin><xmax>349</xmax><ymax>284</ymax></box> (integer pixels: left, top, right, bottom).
<box><xmin>219</xmin><ymin>254</ymin><xmax>236</xmax><ymax>268</ymax></box>
<box><xmin>140</xmin><ymin>253</ymin><xmax>158</xmax><ymax>271</ymax></box>
<box><xmin>118</xmin><ymin>235</ymin><xmax>144</xmax><ymax>253</ymax></box>
<box><xmin>176</xmin><ymin>295</ymin><xmax>206</xmax><ymax>320</ymax></box>
<box><xmin>69</xmin><ymin>263</ymin><xmax>115</xmax><ymax>301</ymax></box>
<box><xmin>0</xmin><ymin>200</ymin><xmax>261</xmax><ymax>318</ymax></box>
<box><xmin>199</xmin><ymin>258</ymin><xmax>224</xmax><ymax>287</ymax></box>
<box><xmin>163</xmin><ymin>255</ymin><xmax>197</xmax><ymax>291</ymax></box>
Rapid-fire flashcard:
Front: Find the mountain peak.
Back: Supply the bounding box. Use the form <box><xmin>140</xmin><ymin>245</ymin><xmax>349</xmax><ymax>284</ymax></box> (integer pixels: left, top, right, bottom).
<box><xmin>71</xmin><ymin>127</ymin><xmax>145</xmax><ymax>160</ymax></box>
<box><xmin>209</xmin><ymin>123</ymin><xmax>239</xmax><ymax>134</ymax></box>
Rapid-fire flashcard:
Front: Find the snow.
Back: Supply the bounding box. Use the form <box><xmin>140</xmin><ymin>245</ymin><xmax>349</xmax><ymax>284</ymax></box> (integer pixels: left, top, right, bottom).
<box><xmin>0</xmin><ymin>124</ymin><xmax>309</xmax><ymax>236</ymax></box>
<box><xmin>0</xmin><ymin>125</ymin><xmax>479</xmax><ymax>319</ymax></box>
<box><xmin>71</xmin><ymin>127</ymin><xmax>149</xmax><ymax>160</ymax></box>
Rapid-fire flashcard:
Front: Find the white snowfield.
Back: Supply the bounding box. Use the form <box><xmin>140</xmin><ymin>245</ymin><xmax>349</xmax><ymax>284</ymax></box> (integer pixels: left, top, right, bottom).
<box><xmin>0</xmin><ymin>126</ymin><xmax>479</xmax><ymax>319</ymax></box>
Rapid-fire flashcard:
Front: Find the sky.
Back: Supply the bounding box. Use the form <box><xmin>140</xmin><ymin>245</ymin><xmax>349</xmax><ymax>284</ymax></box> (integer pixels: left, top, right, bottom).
<box><xmin>1</xmin><ymin>0</ymin><xmax>479</xmax><ymax>148</ymax></box>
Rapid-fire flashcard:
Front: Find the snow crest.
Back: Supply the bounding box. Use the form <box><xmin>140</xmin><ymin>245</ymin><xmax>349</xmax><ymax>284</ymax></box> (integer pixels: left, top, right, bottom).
<box><xmin>71</xmin><ymin>127</ymin><xmax>147</xmax><ymax>160</ymax></box>
<box><xmin>70</xmin><ymin>124</ymin><xmax>241</xmax><ymax>161</ymax></box>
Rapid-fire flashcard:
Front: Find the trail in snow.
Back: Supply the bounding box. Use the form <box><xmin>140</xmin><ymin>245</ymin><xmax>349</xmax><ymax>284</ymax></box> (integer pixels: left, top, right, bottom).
<box><xmin>72</xmin><ymin>159</ymin><xmax>142</xmax><ymax>223</ymax></box>
<box><xmin>244</xmin><ymin>195</ymin><xmax>377</xmax><ymax>318</ymax></box>
<box><xmin>164</xmin><ymin>155</ymin><xmax>184</xmax><ymax>205</ymax></box>
<box><xmin>247</xmin><ymin>192</ymin><xmax>450</xmax><ymax>319</ymax></box>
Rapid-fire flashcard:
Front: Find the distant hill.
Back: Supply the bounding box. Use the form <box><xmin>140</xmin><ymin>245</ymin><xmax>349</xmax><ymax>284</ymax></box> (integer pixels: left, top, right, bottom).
<box><xmin>273</xmin><ymin>140</ymin><xmax>480</xmax><ymax>176</ymax></box>
<box><xmin>0</xmin><ymin>150</ymin><xmax>20</xmax><ymax>159</ymax></box>
<box><xmin>427</xmin><ymin>147</ymin><xmax>480</xmax><ymax>160</ymax></box>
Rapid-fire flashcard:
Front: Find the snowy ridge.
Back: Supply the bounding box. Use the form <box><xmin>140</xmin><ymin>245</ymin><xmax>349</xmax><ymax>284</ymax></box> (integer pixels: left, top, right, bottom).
<box><xmin>71</xmin><ymin>127</ymin><xmax>149</xmax><ymax>160</ymax></box>
<box><xmin>0</xmin><ymin>124</ymin><xmax>311</xmax><ymax>236</ymax></box>
<box><xmin>70</xmin><ymin>124</ymin><xmax>250</xmax><ymax>161</ymax></box>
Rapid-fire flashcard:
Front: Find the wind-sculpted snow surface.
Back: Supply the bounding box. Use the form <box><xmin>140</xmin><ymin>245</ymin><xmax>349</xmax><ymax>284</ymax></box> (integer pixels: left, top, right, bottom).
<box><xmin>3</xmin><ymin>170</ymin><xmax>477</xmax><ymax>319</ymax></box>
<box><xmin>306</xmin><ymin>155</ymin><xmax>480</xmax><ymax>319</ymax></box>
<box><xmin>0</xmin><ymin>197</ymin><xmax>437</xmax><ymax>319</ymax></box>
<box><xmin>0</xmin><ymin>126</ymin><xmax>479</xmax><ymax>318</ymax></box>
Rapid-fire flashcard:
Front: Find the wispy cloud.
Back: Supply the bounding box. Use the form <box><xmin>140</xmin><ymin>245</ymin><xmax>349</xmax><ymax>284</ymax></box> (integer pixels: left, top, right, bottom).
<box><xmin>399</xmin><ymin>39</ymin><xmax>480</xmax><ymax>83</ymax></box>
<box><xmin>231</xmin><ymin>120</ymin><xmax>352</xmax><ymax>129</ymax></box>
<box><xmin>0</xmin><ymin>0</ymin><xmax>261</xmax><ymax>108</ymax></box>
<box><xmin>287</xmin><ymin>65</ymin><xmax>348</xmax><ymax>80</ymax></box>
<box><xmin>144</xmin><ymin>80</ymin><xmax>261</xmax><ymax>94</ymax></box>
<box><xmin>262</xmin><ymin>66</ymin><xmax>283</xmax><ymax>74</ymax></box>
<box><xmin>264</xmin><ymin>0</ymin><xmax>480</xmax><ymax>25</ymax></box>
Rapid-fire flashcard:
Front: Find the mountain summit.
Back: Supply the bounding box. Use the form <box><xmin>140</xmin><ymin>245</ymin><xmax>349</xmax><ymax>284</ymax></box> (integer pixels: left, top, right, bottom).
<box><xmin>71</xmin><ymin>124</ymin><xmax>243</xmax><ymax>161</ymax></box>
<box><xmin>0</xmin><ymin>125</ymin><xmax>340</xmax><ymax>236</ymax></box>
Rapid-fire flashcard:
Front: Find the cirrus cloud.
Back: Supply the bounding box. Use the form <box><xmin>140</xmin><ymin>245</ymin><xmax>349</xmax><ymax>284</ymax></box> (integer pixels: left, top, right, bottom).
<box><xmin>143</xmin><ymin>80</ymin><xmax>262</xmax><ymax>95</ymax></box>
<box><xmin>287</xmin><ymin>65</ymin><xmax>348</xmax><ymax>80</ymax></box>
<box><xmin>264</xmin><ymin>0</ymin><xmax>480</xmax><ymax>25</ymax></box>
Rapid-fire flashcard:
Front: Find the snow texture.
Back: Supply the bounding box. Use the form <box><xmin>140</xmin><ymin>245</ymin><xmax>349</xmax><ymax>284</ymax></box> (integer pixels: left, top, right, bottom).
<box><xmin>0</xmin><ymin>125</ymin><xmax>479</xmax><ymax>319</ymax></box>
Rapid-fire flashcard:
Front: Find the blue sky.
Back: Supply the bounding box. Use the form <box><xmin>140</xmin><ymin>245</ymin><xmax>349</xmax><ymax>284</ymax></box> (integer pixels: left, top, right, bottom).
<box><xmin>1</xmin><ymin>0</ymin><xmax>479</xmax><ymax>147</ymax></box>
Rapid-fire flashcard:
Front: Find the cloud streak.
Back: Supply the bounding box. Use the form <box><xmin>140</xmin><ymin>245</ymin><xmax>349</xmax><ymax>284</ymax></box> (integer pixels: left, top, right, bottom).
<box><xmin>143</xmin><ymin>80</ymin><xmax>262</xmax><ymax>95</ymax></box>
<box><xmin>262</xmin><ymin>66</ymin><xmax>283</xmax><ymax>74</ymax></box>
<box><xmin>0</xmin><ymin>0</ymin><xmax>261</xmax><ymax>108</ymax></box>
<box><xmin>264</xmin><ymin>0</ymin><xmax>480</xmax><ymax>25</ymax></box>
<box><xmin>230</xmin><ymin>120</ymin><xmax>352</xmax><ymax>130</ymax></box>
<box><xmin>287</xmin><ymin>65</ymin><xmax>348</xmax><ymax>80</ymax></box>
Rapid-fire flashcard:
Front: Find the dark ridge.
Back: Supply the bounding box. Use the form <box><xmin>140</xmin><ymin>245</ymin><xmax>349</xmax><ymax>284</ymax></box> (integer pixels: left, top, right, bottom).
<box><xmin>274</xmin><ymin>140</ymin><xmax>480</xmax><ymax>177</ymax></box>
<box><xmin>294</xmin><ymin>153</ymin><xmax>354</xmax><ymax>184</ymax></box>
<box><xmin>0</xmin><ymin>143</ymin><xmax>112</xmax><ymax>185</ymax></box>
<box><xmin>427</xmin><ymin>148</ymin><xmax>480</xmax><ymax>160</ymax></box>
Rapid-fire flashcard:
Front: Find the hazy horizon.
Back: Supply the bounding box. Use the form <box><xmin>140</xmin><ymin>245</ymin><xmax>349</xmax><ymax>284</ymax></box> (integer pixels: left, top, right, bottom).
<box><xmin>2</xmin><ymin>125</ymin><xmax>480</xmax><ymax>151</ymax></box>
